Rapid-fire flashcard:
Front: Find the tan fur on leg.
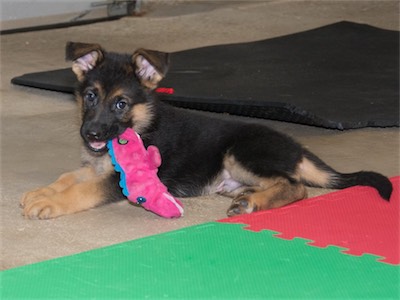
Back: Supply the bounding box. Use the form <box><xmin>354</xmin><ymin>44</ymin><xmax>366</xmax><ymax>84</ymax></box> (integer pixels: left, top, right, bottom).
<box><xmin>227</xmin><ymin>178</ymin><xmax>307</xmax><ymax>216</ymax></box>
<box><xmin>21</xmin><ymin>167</ymin><xmax>106</xmax><ymax>219</ymax></box>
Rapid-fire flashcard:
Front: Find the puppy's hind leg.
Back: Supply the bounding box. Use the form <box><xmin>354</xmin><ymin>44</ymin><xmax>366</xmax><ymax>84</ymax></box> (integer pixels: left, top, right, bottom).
<box><xmin>226</xmin><ymin>178</ymin><xmax>307</xmax><ymax>217</ymax></box>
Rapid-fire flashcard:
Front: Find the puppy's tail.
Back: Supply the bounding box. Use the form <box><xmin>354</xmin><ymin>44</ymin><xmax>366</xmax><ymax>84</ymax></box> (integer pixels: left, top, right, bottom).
<box><xmin>298</xmin><ymin>151</ymin><xmax>393</xmax><ymax>201</ymax></box>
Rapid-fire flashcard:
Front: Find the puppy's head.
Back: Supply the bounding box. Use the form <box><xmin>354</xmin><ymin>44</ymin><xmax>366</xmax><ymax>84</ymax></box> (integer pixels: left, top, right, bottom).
<box><xmin>66</xmin><ymin>42</ymin><xmax>169</xmax><ymax>154</ymax></box>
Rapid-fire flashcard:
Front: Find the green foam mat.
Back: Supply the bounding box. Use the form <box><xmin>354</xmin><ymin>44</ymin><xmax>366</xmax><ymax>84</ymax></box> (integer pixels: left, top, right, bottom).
<box><xmin>2</xmin><ymin>222</ymin><xmax>398</xmax><ymax>299</ymax></box>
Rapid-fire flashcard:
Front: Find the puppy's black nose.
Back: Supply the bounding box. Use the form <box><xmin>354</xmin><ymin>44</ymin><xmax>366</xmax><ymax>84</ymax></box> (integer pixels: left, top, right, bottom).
<box><xmin>86</xmin><ymin>131</ymin><xmax>101</xmax><ymax>141</ymax></box>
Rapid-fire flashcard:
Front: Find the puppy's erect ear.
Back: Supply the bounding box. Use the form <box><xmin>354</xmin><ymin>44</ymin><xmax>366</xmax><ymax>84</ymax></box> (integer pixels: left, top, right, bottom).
<box><xmin>133</xmin><ymin>49</ymin><xmax>170</xmax><ymax>89</ymax></box>
<box><xmin>66</xmin><ymin>42</ymin><xmax>104</xmax><ymax>81</ymax></box>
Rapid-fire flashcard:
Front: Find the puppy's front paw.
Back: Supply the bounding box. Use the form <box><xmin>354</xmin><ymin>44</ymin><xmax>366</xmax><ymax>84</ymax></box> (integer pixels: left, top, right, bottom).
<box><xmin>21</xmin><ymin>187</ymin><xmax>55</xmax><ymax>208</ymax></box>
<box><xmin>23</xmin><ymin>197</ymin><xmax>65</xmax><ymax>220</ymax></box>
<box><xmin>21</xmin><ymin>188</ymin><xmax>63</xmax><ymax>219</ymax></box>
<box><xmin>226</xmin><ymin>190</ymin><xmax>257</xmax><ymax>217</ymax></box>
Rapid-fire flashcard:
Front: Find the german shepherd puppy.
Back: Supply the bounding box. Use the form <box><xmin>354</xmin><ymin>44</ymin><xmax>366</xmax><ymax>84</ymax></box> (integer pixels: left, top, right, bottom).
<box><xmin>21</xmin><ymin>42</ymin><xmax>393</xmax><ymax>219</ymax></box>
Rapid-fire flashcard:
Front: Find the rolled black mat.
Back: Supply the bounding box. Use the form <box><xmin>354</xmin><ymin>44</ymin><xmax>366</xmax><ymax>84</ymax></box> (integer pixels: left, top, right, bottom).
<box><xmin>11</xmin><ymin>21</ymin><xmax>399</xmax><ymax>129</ymax></box>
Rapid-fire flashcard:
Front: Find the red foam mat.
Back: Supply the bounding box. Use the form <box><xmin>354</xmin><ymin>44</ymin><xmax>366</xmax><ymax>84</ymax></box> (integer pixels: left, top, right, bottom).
<box><xmin>219</xmin><ymin>176</ymin><xmax>399</xmax><ymax>265</ymax></box>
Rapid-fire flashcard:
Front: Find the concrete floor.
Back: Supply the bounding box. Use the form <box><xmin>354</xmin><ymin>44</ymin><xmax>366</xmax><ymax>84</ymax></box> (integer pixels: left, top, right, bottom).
<box><xmin>1</xmin><ymin>1</ymin><xmax>399</xmax><ymax>270</ymax></box>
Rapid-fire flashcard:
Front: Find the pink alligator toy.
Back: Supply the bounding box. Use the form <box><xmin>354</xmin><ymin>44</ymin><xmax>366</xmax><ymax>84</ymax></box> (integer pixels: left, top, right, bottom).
<box><xmin>107</xmin><ymin>128</ymin><xmax>184</xmax><ymax>218</ymax></box>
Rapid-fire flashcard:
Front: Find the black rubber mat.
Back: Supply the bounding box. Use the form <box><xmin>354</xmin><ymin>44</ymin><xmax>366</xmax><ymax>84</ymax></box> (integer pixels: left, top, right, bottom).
<box><xmin>11</xmin><ymin>21</ymin><xmax>399</xmax><ymax>129</ymax></box>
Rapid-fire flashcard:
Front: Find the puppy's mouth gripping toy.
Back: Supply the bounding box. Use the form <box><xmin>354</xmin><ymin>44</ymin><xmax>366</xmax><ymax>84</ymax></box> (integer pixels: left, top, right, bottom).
<box><xmin>88</xmin><ymin>141</ymin><xmax>107</xmax><ymax>152</ymax></box>
<box><xmin>107</xmin><ymin>128</ymin><xmax>184</xmax><ymax>218</ymax></box>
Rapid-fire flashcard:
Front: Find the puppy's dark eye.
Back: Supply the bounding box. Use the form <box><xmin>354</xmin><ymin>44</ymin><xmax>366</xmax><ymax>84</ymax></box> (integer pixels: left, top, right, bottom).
<box><xmin>115</xmin><ymin>98</ymin><xmax>128</xmax><ymax>110</ymax></box>
<box><xmin>84</xmin><ymin>91</ymin><xmax>97</xmax><ymax>104</ymax></box>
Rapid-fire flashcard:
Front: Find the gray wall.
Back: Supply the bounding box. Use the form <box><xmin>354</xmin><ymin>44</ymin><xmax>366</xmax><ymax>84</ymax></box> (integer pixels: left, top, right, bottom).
<box><xmin>0</xmin><ymin>0</ymin><xmax>94</xmax><ymax>21</ymax></box>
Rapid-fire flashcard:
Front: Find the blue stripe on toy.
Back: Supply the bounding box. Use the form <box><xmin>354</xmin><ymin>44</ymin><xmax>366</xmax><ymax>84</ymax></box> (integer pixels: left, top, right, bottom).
<box><xmin>107</xmin><ymin>140</ymin><xmax>130</xmax><ymax>198</ymax></box>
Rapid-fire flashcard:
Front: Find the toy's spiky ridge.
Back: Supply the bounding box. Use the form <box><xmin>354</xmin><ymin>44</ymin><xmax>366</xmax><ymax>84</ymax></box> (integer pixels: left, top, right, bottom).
<box><xmin>107</xmin><ymin>140</ymin><xmax>130</xmax><ymax>198</ymax></box>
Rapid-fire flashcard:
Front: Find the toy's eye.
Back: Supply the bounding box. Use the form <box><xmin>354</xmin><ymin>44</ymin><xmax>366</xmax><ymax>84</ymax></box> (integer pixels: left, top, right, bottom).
<box><xmin>116</xmin><ymin>98</ymin><xmax>128</xmax><ymax>110</ymax></box>
<box><xmin>84</xmin><ymin>90</ymin><xmax>97</xmax><ymax>104</ymax></box>
<box><xmin>118</xmin><ymin>138</ymin><xmax>128</xmax><ymax>145</ymax></box>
